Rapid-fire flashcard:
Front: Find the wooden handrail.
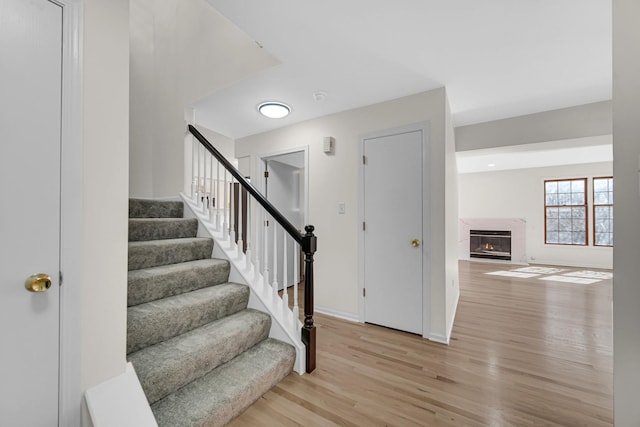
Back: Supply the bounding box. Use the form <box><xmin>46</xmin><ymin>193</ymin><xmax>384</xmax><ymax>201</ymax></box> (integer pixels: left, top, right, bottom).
<box><xmin>188</xmin><ymin>124</ymin><xmax>317</xmax><ymax>373</ymax></box>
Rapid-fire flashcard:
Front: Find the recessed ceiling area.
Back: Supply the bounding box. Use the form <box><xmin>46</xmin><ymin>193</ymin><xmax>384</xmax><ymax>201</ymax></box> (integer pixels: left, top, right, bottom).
<box><xmin>195</xmin><ymin>0</ymin><xmax>611</xmax><ymax>139</ymax></box>
<box><xmin>456</xmin><ymin>135</ymin><xmax>613</xmax><ymax>174</ymax></box>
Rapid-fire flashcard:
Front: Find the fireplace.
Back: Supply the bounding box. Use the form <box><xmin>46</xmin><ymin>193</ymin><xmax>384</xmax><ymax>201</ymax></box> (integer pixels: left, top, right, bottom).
<box><xmin>470</xmin><ymin>230</ymin><xmax>512</xmax><ymax>261</ymax></box>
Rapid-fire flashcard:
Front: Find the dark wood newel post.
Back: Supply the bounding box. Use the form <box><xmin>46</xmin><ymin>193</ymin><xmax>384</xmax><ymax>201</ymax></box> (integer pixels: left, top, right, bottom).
<box><xmin>301</xmin><ymin>225</ymin><xmax>317</xmax><ymax>373</ymax></box>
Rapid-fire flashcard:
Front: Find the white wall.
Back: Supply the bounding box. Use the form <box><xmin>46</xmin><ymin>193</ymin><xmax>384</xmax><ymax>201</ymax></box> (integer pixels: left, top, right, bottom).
<box><xmin>129</xmin><ymin>0</ymin><xmax>277</xmax><ymax>198</ymax></box>
<box><xmin>233</xmin><ymin>88</ymin><xmax>459</xmax><ymax>340</ymax></box>
<box><xmin>613</xmin><ymin>0</ymin><xmax>640</xmax><ymax>424</ymax></box>
<box><xmin>459</xmin><ymin>162</ymin><xmax>613</xmax><ymax>269</ymax></box>
<box><xmin>81</xmin><ymin>0</ymin><xmax>130</xmax><ymax>423</ymax></box>
<box><xmin>444</xmin><ymin>96</ymin><xmax>460</xmax><ymax>339</ymax></box>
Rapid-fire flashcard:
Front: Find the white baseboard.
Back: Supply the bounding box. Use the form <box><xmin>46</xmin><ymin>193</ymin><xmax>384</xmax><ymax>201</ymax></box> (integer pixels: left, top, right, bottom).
<box><xmin>445</xmin><ymin>287</ymin><xmax>460</xmax><ymax>342</ymax></box>
<box><xmin>427</xmin><ymin>333</ymin><xmax>449</xmax><ymax>344</ymax></box>
<box><xmin>315</xmin><ymin>305</ymin><xmax>360</xmax><ymax>323</ymax></box>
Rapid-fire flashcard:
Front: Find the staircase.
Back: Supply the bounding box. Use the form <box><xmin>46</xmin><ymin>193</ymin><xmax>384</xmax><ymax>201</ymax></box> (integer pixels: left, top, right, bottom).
<box><xmin>127</xmin><ymin>198</ymin><xmax>296</xmax><ymax>427</ymax></box>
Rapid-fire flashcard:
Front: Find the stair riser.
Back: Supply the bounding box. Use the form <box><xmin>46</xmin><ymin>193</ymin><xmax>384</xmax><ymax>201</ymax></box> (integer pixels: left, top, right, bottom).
<box><xmin>129</xmin><ymin>218</ymin><xmax>198</xmax><ymax>242</ymax></box>
<box><xmin>130</xmin><ymin>310</ymin><xmax>271</xmax><ymax>404</ymax></box>
<box><xmin>129</xmin><ymin>199</ymin><xmax>184</xmax><ymax>218</ymax></box>
<box><xmin>128</xmin><ymin>259</ymin><xmax>230</xmax><ymax>307</ymax></box>
<box><xmin>128</xmin><ymin>238</ymin><xmax>213</xmax><ymax>271</ymax></box>
<box><xmin>127</xmin><ymin>284</ymin><xmax>250</xmax><ymax>354</ymax></box>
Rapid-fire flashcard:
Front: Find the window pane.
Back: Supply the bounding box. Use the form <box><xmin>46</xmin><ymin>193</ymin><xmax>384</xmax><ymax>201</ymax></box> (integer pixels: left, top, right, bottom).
<box><xmin>558</xmin><ymin>181</ymin><xmax>571</xmax><ymax>193</ymax></box>
<box><xmin>594</xmin><ymin>179</ymin><xmax>608</xmax><ymax>192</ymax></box>
<box><xmin>558</xmin><ymin>232</ymin><xmax>572</xmax><ymax>244</ymax></box>
<box><xmin>571</xmin><ymin>179</ymin><xmax>585</xmax><ymax>193</ymax></box>
<box><xmin>547</xmin><ymin>218</ymin><xmax>559</xmax><ymax>231</ymax></box>
<box><xmin>547</xmin><ymin>231</ymin><xmax>559</xmax><ymax>244</ymax></box>
<box><xmin>559</xmin><ymin>218</ymin><xmax>572</xmax><ymax>231</ymax></box>
<box><xmin>572</xmin><ymin>232</ymin><xmax>585</xmax><ymax>245</ymax></box>
<box><xmin>595</xmin><ymin>206</ymin><xmax>610</xmax><ymax>220</ymax></box>
<box><xmin>571</xmin><ymin>192</ymin><xmax>585</xmax><ymax>205</ymax></box>
<box><xmin>594</xmin><ymin>191</ymin><xmax>609</xmax><ymax>204</ymax></box>
<box><xmin>558</xmin><ymin>193</ymin><xmax>571</xmax><ymax>205</ymax></box>
<box><xmin>546</xmin><ymin>207</ymin><xmax>559</xmax><ymax>218</ymax></box>
<box><xmin>546</xmin><ymin>181</ymin><xmax>558</xmax><ymax>194</ymax></box>
<box><xmin>572</xmin><ymin>207</ymin><xmax>586</xmax><ymax>219</ymax></box>
<box><xmin>546</xmin><ymin>194</ymin><xmax>558</xmax><ymax>205</ymax></box>
<box><xmin>559</xmin><ymin>207</ymin><xmax>573</xmax><ymax>218</ymax></box>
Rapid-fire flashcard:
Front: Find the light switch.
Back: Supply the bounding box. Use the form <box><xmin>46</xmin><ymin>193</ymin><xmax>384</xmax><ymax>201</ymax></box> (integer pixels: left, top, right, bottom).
<box><xmin>338</xmin><ymin>202</ymin><xmax>346</xmax><ymax>214</ymax></box>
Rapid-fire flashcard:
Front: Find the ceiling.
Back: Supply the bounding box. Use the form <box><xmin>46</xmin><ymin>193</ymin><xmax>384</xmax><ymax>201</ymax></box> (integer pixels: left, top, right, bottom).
<box><xmin>195</xmin><ymin>0</ymin><xmax>611</xmax><ymax>140</ymax></box>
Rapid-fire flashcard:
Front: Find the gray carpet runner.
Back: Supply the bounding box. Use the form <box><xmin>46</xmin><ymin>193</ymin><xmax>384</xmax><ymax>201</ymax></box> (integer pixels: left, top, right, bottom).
<box><xmin>127</xmin><ymin>198</ymin><xmax>295</xmax><ymax>427</ymax></box>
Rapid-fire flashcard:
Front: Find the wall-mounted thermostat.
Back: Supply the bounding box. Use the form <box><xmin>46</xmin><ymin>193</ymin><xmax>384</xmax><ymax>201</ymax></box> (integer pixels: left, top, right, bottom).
<box><xmin>323</xmin><ymin>136</ymin><xmax>335</xmax><ymax>154</ymax></box>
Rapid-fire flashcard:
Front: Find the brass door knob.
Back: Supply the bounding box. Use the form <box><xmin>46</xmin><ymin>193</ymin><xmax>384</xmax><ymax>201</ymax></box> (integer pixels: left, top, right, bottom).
<box><xmin>411</xmin><ymin>239</ymin><xmax>421</xmax><ymax>248</ymax></box>
<box><xmin>25</xmin><ymin>274</ymin><xmax>52</xmax><ymax>292</ymax></box>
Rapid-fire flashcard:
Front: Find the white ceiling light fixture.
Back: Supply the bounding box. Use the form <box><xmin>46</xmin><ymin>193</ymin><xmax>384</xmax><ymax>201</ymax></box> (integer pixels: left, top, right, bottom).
<box><xmin>258</xmin><ymin>101</ymin><xmax>291</xmax><ymax>119</ymax></box>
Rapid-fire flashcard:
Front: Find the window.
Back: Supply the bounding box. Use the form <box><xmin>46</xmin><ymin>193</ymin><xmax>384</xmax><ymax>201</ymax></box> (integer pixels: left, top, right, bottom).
<box><xmin>593</xmin><ymin>177</ymin><xmax>613</xmax><ymax>246</ymax></box>
<box><xmin>544</xmin><ymin>178</ymin><xmax>587</xmax><ymax>245</ymax></box>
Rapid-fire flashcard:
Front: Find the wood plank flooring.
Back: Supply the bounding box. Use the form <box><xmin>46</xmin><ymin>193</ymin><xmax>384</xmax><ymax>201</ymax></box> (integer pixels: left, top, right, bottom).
<box><xmin>230</xmin><ymin>261</ymin><xmax>613</xmax><ymax>426</ymax></box>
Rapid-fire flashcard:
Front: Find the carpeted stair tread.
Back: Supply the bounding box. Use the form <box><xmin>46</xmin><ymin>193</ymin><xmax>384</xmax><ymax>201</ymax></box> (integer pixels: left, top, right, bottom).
<box><xmin>128</xmin><ymin>237</ymin><xmax>213</xmax><ymax>271</ymax></box>
<box><xmin>129</xmin><ymin>218</ymin><xmax>198</xmax><ymax>242</ymax></box>
<box><xmin>151</xmin><ymin>338</ymin><xmax>296</xmax><ymax>427</ymax></box>
<box><xmin>128</xmin><ymin>259</ymin><xmax>230</xmax><ymax>307</ymax></box>
<box><xmin>129</xmin><ymin>309</ymin><xmax>271</xmax><ymax>405</ymax></box>
<box><xmin>127</xmin><ymin>283</ymin><xmax>249</xmax><ymax>354</ymax></box>
<box><xmin>129</xmin><ymin>198</ymin><xmax>184</xmax><ymax>218</ymax></box>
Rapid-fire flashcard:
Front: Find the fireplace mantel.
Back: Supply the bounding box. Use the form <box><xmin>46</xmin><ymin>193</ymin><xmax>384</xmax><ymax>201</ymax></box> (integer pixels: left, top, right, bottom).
<box><xmin>459</xmin><ymin>218</ymin><xmax>527</xmax><ymax>264</ymax></box>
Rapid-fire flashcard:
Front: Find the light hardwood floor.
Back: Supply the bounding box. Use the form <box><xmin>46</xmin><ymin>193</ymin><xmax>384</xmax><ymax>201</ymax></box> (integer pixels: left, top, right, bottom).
<box><xmin>230</xmin><ymin>261</ymin><xmax>613</xmax><ymax>426</ymax></box>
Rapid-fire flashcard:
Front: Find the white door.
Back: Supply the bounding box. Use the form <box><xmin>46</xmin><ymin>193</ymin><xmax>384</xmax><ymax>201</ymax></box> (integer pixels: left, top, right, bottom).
<box><xmin>264</xmin><ymin>153</ymin><xmax>305</xmax><ymax>289</ymax></box>
<box><xmin>0</xmin><ymin>0</ymin><xmax>62</xmax><ymax>425</ymax></box>
<box><xmin>363</xmin><ymin>130</ymin><xmax>423</xmax><ymax>334</ymax></box>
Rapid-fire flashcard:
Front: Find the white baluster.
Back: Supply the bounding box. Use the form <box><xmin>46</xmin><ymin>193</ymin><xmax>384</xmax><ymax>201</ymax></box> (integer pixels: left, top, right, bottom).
<box><xmin>263</xmin><ymin>214</ymin><xmax>270</xmax><ymax>296</ymax></box>
<box><xmin>197</xmin><ymin>144</ymin><xmax>202</xmax><ymax>207</ymax></box>
<box><xmin>272</xmin><ymin>224</ymin><xmax>278</xmax><ymax>301</ymax></box>
<box><xmin>202</xmin><ymin>150</ymin><xmax>207</xmax><ymax>214</ymax></box>
<box><xmin>245</xmin><ymin>195</ymin><xmax>252</xmax><ymax>274</ymax></box>
<box><xmin>229</xmin><ymin>177</ymin><xmax>236</xmax><ymax>250</ymax></box>
<box><xmin>282</xmin><ymin>234</ymin><xmax>288</xmax><ymax>311</ymax></box>
<box><xmin>254</xmin><ymin>206</ymin><xmax>261</xmax><ymax>279</ymax></box>
<box><xmin>191</xmin><ymin>139</ymin><xmax>195</xmax><ymax>199</ymax></box>
<box><xmin>293</xmin><ymin>243</ymin><xmax>300</xmax><ymax>327</ymax></box>
<box><xmin>209</xmin><ymin>155</ymin><xmax>214</xmax><ymax>222</ymax></box>
<box><xmin>215</xmin><ymin>162</ymin><xmax>221</xmax><ymax>231</ymax></box>
<box><xmin>237</xmin><ymin>185</ymin><xmax>243</xmax><ymax>258</ymax></box>
<box><xmin>223</xmin><ymin>170</ymin><xmax>228</xmax><ymax>239</ymax></box>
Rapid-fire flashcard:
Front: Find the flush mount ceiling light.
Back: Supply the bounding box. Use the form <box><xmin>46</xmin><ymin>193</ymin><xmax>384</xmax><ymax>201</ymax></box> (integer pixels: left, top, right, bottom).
<box><xmin>258</xmin><ymin>101</ymin><xmax>291</xmax><ymax>119</ymax></box>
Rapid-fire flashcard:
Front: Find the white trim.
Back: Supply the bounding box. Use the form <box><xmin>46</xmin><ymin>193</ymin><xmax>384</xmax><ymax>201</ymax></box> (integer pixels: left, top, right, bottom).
<box><xmin>57</xmin><ymin>0</ymin><xmax>83</xmax><ymax>425</ymax></box>
<box><xmin>315</xmin><ymin>306</ymin><xmax>360</xmax><ymax>323</ymax></box>
<box><xmin>85</xmin><ymin>363</ymin><xmax>157</xmax><ymax>427</ymax></box>
<box><xmin>445</xmin><ymin>286</ymin><xmax>460</xmax><ymax>344</ymax></box>
<box><xmin>427</xmin><ymin>333</ymin><xmax>450</xmax><ymax>345</ymax></box>
<box><xmin>357</xmin><ymin>122</ymin><xmax>431</xmax><ymax>337</ymax></box>
<box><xmin>256</xmin><ymin>146</ymin><xmax>310</xmax><ymax>226</ymax></box>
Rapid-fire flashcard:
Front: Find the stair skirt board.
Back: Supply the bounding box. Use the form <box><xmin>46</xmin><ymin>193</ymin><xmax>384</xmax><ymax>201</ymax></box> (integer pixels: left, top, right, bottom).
<box><xmin>126</xmin><ymin>198</ymin><xmax>298</xmax><ymax>426</ymax></box>
<box><xmin>180</xmin><ymin>192</ymin><xmax>307</xmax><ymax>375</ymax></box>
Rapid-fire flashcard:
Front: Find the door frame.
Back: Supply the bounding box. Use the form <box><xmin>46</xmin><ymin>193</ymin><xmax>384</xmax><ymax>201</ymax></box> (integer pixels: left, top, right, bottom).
<box><xmin>55</xmin><ymin>0</ymin><xmax>83</xmax><ymax>424</ymax></box>
<box><xmin>256</xmin><ymin>146</ymin><xmax>310</xmax><ymax>227</ymax></box>
<box><xmin>358</xmin><ymin>122</ymin><xmax>431</xmax><ymax>338</ymax></box>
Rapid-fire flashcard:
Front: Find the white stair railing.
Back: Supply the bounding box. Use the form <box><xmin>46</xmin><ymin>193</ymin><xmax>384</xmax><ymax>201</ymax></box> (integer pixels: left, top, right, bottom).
<box><xmin>186</xmin><ymin>125</ymin><xmax>317</xmax><ymax>373</ymax></box>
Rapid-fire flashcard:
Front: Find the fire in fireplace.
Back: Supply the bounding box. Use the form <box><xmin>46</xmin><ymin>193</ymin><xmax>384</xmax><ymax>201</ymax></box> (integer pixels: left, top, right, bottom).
<box><xmin>470</xmin><ymin>230</ymin><xmax>512</xmax><ymax>261</ymax></box>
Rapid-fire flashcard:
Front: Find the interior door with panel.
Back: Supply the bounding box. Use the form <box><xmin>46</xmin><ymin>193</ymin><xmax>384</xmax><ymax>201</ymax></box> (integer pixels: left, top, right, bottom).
<box><xmin>363</xmin><ymin>129</ymin><xmax>423</xmax><ymax>334</ymax></box>
<box><xmin>0</xmin><ymin>0</ymin><xmax>62</xmax><ymax>424</ymax></box>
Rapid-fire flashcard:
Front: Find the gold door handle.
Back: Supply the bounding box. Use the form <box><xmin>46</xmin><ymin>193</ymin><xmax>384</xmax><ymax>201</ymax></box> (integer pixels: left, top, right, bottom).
<box><xmin>411</xmin><ymin>239</ymin><xmax>421</xmax><ymax>248</ymax></box>
<box><xmin>25</xmin><ymin>274</ymin><xmax>52</xmax><ymax>292</ymax></box>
